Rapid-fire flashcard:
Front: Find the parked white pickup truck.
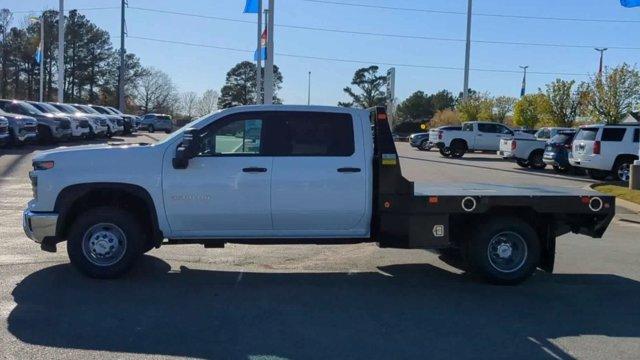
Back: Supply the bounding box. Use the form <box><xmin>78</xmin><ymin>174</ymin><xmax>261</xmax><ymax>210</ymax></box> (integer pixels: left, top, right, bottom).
<box><xmin>23</xmin><ymin>106</ymin><xmax>615</xmax><ymax>284</ymax></box>
<box><xmin>435</xmin><ymin>121</ymin><xmax>530</xmax><ymax>158</ymax></box>
<box><xmin>498</xmin><ymin>127</ymin><xmax>574</xmax><ymax>169</ymax></box>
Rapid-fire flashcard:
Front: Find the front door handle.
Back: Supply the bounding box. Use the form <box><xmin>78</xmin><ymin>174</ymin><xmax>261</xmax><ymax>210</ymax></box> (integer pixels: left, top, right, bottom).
<box><xmin>242</xmin><ymin>167</ymin><xmax>267</xmax><ymax>173</ymax></box>
<box><xmin>337</xmin><ymin>167</ymin><xmax>361</xmax><ymax>173</ymax></box>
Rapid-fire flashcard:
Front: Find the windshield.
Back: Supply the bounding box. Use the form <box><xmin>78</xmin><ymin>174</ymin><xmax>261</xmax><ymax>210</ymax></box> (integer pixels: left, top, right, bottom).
<box><xmin>108</xmin><ymin>107</ymin><xmax>123</xmax><ymax>114</ymax></box>
<box><xmin>16</xmin><ymin>102</ymin><xmax>44</xmax><ymax>116</ymax></box>
<box><xmin>155</xmin><ymin>112</ymin><xmax>220</xmax><ymax>145</ymax></box>
<box><xmin>31</xmin><ymin>102</ymin><xmax>62</xmax><ymax>114</ymax></box>
<box><xmin>91</xmin><ymin>106</ymin><xmax>111</xmax><ymax>115</ymax></box>
<box><xmin>75</xmin><ymin>105</ymin><xmax>100</xmax><ymax>114</ymax></box>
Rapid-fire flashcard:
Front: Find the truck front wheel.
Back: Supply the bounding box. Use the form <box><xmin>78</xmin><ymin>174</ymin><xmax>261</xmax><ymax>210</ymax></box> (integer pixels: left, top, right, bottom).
<box><xmin>467</xmin><ymin>217</ymin><xmax>540</xmax><ymax>285</ymax></box>
<box><xmin>439</xmin><ymin>147</ymin><xmax>452</xmax><ymax>157</ymax></box>
<box><xmin>67</xmin><ymin>207</ymin><xmax>144</xmax><ymax>278</ymax></box>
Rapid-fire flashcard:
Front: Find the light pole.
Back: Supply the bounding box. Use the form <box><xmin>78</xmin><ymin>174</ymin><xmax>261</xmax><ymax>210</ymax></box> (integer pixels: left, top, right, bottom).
<box><xmin>595</xmin><ymin>48</ymin><xmax>608</xmax><ymax>75</ymax></box>
<box><xmin>462</xmin><ymin>0</ymin><xmax>472</xmax><ymax>100</ymax></box>
<box><xmin>255</xmin><ymin>1</ymin><xmax>263</xmax><ymax>104</ymax></box>
<box><xmin>58</xmin><ymin>0</ymin><xmax>64</xmax><ymax>102</ymax></box>
<box><xmin>519</xmin><ymin>65</ymin><xmax>528</xmax><ymax>97</ymax></box>
<box><xmin>118</xmin><ymin>0</ymin><xmax>127</xmax><ymax>112</ymax></box>
<box><xmin>307</xmin><ymin>71</ymin><xmax>311</xmax><ymax>105</ymax></box>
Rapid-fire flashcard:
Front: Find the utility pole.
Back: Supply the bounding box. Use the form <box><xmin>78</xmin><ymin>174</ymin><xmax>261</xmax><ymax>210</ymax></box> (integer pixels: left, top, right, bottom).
<box><xmin>463</xmin><ymin>0</ymin><xmax>472</xmax><ymax>100</ymax></box>
<box><xmin>307</xmin><ymin>71</ymin><xmax>311</xmax><ymax>105</ymax></box>
<box><xmin>58</xmin><ymin>0</ymin><xmax>64</xmax><ymax>102</ymax></box>
<box><xmin>263</xmin><ymin>0</ymin><xmax>275</xmax><ymax>105</ymax></box>
<box><xmin>38</xmin><ymin>15</ymin><xmax>44</xmax><ymax>102</ymax></box>
<box><xmin>519</xmin><ymin>65</ymin><xmax>528</xmax><ymax>97</ymax></box>
<box><xmin>255</xmin><ymin>1</ymin><xmax>263</xmax><ymax>104</ymax></box>
<box><xmin>118</xmin><ymin>0</ymin><xmax>127</xmax><ymax>112</ymax></box>
<box><xmin>595</xmin><ymin>48</ymin><xmax>608</xmax><ymax>75</ymax></box>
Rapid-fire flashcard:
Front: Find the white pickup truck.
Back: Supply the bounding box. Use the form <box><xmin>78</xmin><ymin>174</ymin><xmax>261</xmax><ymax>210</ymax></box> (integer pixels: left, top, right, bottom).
<box><xmin>23</xmin><ymin>106</ymin><xmax>615</xmax><ymax>284</ymax></box>
<box><xmin>435</xmin><ymin>121</ymin><xmax>529</xmax><ymax>158</ymax></box>
<box><xmin>498</xmin><ymin>127</ymin><xmax>574</xmax><ymax>169</ymax></box>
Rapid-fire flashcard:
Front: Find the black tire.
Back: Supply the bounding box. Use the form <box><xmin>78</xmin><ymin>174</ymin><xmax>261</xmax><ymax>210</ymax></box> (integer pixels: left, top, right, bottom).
<box><xmin>528</xmin><ymin>150</ymin><xmax>546</xmax><ymax>170</ymax></box>
<box><xmin>612</xmin><ymin>158</ymin><xmax>635</xmax><ymax>182</ymax></box>
<box><xmin>418</xmin><ymin>140</ymin><xmax>430</xmax><ymax>151</ymax></box>
<box><xmin>439</xmin><ymin>147</ymin><xmax>452</xmax><ymax>157</ymax></box>
<box><xmin>38</xmin><ymin>126</ymin><xmax>54</xmax><ymax>145</ymax></box>
<box><xmin>572</xmin><ymin>167</ymin><xmax>586</xmax><ymax>176</ymax></box>
<box><xmin>587</xmin><ymin>169</ymin><xmax>609</xmax><ymax>181</ymax></box>
<box><xmin>148</xmin><ymin>125</ymin><xmax>155</xmax><ymax>133</ymax></box>
<box><xmin>449</xmin><ymin>140</ymin><xmax>467</xmax><ymax>158</ymax></box>
<box><xmin>516</xmin><ymin>159</ymin><xmax>529</xmax><ymax>168</ymax></box>
<box><xmin>467</xmin><ymin>217</ymin><xmax>541</xmax><ymax>285</ymax></box>
<box><xmin>552</xmin><ymin>165</ymin><xmax>569</xmax><ymax>174</ymax></box>
<box><xmin>67</xmin><ymin>207</ymin><xmax>144</xmax><ymax>279</ymax></box>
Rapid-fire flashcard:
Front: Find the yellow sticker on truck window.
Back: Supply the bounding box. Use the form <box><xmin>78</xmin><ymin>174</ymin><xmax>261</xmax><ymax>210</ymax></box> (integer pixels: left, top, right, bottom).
<box><xmin>382</xmin><ymin>154</ymin><xmax>397</xmax><ymax>165</ymax></box>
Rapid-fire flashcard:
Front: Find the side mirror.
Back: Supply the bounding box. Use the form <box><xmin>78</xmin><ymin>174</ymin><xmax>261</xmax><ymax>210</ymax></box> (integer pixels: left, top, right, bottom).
<box><xmin>172</xmin><ymin>128</ymin><xmax>200</xmax><ymax>169</ymax></box>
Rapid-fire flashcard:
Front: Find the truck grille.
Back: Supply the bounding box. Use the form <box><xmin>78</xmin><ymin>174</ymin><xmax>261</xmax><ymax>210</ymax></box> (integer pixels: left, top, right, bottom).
<box><xmin>99</xmin><ymin>119</ymin><xmax>107</xmax><ymax>126</ymax></box>
<box><xmin>58</xmin><ymin>119</ymin><xmax>71</xmax><ymax>129</ymax></box>
<box><xmin>79</xmin><ymin>119</ymin><xmax>90</xmax><ymax>128</ymax></box>
<box><xmin>20</xmin><ymin>125</ymin><xmax>37</xmax><ymax>135</ymax></box>
<box><xmin>116</xmin><ymin>118</ymin><xmax>124</xmax><ymax>126</ymax></box>
<box><xmin>0</xmin><ymin>125</ymin><xmax>7</xmax><ymax>134</ymax></box>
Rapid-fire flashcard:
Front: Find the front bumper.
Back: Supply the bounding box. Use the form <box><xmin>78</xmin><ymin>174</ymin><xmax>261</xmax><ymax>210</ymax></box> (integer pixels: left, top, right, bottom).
<box><xmin>53</xmin><ymin>128</ymin><xmax>72</xmax><ymax>140</ymax></box>
<box><xmin>23</xmin><ymin>210</ymin><xmax>58</xmax><ymax>244</ymax></box>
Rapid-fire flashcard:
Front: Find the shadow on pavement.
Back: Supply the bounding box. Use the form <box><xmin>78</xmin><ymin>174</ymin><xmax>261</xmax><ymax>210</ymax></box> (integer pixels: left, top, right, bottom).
<box><xmin>8</xmin><ymin>256</ymin><xmax>640</xmax><ymax>359</ymax></box>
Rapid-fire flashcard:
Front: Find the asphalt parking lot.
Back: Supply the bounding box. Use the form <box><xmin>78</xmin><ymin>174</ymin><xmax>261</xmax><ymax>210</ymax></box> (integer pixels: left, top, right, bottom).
<box><xmin>1</xmin><ymin>135</ymin><xmax>639</xmax><ymax>359</ymax></box>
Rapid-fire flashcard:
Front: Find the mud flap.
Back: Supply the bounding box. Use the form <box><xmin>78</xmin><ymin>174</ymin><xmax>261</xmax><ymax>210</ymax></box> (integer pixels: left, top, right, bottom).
<box><xmin>539</xmin><ymin>232</ymin><xmax>556</xmax><ymax>273</ymax></box>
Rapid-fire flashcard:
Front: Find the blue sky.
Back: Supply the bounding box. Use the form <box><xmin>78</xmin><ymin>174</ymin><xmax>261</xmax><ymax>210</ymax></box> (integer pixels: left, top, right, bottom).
<box><xmin>4</xmin><ymin>0</ymin><xmax>640</xmax><ymax>105</ymax></box>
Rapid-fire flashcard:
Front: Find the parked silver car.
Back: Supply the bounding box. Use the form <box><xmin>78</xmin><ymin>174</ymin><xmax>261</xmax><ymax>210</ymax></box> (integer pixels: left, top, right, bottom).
<box><xmin>139</xmin><ymin>113</ymin><xmax>173</xmax><ymax>133</ymax></box>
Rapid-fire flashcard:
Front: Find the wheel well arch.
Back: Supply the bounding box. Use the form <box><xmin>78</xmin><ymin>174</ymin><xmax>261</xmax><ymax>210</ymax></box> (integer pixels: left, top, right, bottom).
<box><xmin>54</xmin><ymin>183</ymin><xmax>163</xmax><ymax>247</ymax></box>
<box><xmin>612</xmin><ymin>153</ymin><xmax>638</xmax><ymax>168</ymax></box>
<box><xmin>450</xmin><ymin>138</ymin><xmax>468</xmax><ymax>150</ymax></box>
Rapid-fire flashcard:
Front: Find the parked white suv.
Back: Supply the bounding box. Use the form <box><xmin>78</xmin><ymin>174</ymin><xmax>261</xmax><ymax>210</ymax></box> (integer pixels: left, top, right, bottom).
<box><xmin>569</xmin><ymin>124</ymin><xmax>639</xmax><ymax>181</ymax></box>
<box><xmin>436</xmin><ymin>121</ymin><xmax>519</xmax><ymax>158</ymax></box>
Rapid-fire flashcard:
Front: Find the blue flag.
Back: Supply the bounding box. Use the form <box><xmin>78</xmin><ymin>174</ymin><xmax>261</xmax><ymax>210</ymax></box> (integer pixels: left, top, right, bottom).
<box><xmin>254</xmin><ymin>28</ymin><xmax>267</xmax><ymax>61</ymax></box>
<box><xmin>621</xmin><ymin>0</ymin><xmax>640</xmax><ymax>7</ymax></box>
<box><xmin>34</xmin><ymin>45</ymin><xmax>42</xmax><ymax>64</ymax></box>
<box><xmin>244</xmin><ymin>0</ymin><xmax>260</xmax><ymax>13</ymax></box>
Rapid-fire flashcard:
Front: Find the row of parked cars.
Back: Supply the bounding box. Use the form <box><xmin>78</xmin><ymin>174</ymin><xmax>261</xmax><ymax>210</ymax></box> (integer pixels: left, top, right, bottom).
<box><xmin>0</xmin><ymin>99</ymin><xmax>174</xmax><ymax>147</ymax></box>
<box><xmin>409</xmin><ymin>120</ymin><xmax>640</xmax><ymax>182</ymax></box>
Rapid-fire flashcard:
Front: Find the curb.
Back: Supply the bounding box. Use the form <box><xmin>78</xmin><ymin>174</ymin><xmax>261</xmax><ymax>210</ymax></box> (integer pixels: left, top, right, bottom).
<box><xmin>588</xmin><ymin>184</ymin><xmax>640</xmax><ymax>214</ymax></box>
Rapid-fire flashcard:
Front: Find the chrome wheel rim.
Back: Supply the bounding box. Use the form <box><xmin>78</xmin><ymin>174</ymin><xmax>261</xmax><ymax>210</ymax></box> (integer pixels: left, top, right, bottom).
<box><xmin>487</xmin><ymin>231</ymin><xmax>528</xmax><ymax>273</ymax></box>
<box><xmin>618</xmin><ymin>163</ymin><xmax>630</xmax><ymax>182</ymax></box>
<box><xmin>81</xmin><ymin>223</ymin><xmax>127</xmax><ymax>266</ymax></box>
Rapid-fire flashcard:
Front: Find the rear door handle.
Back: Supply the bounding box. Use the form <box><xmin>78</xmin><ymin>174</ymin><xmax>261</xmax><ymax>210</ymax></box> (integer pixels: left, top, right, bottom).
<box><xmin>337</xmin><ymin>167</ymin><xmax>361</xmax><ymax>173</ymax></box>
<box><xmin>242</xmin><ymin>167</ymin><xmax>267</xmax><ymax>173</ymax></box>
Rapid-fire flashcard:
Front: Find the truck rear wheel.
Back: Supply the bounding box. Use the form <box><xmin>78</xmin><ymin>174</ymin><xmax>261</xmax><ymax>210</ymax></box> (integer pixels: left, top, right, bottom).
<box><xmin>439</xmin><ymin>147</ymin><xmax>452</xmax><ymax>157</ymax></box>
<box><xmin>516</xmin><ymin>159</ymin><xmax>529</xmax><ymax>168</ymax></box>
<box><xmin>67</xmin><ymin>207</ymin><xmax>144</xmax><ymax>279</ymax></box>
<box><xmin>528</xmin><ymin>150</ymin><xmax>546</xmax><ymax>170</ymax></box>
<box><xmin>467</xmin><ymin>217</ymin><xmax>540</xmax><ymax>285</ymax></box>
<box><xmin>449</xmin><ymin>141</ymin><xmax>467</xmax><ymax>158</ymax></box>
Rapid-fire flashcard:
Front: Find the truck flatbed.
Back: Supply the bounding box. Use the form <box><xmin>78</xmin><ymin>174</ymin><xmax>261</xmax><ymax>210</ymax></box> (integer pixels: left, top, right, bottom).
<box><xmin>413</xmin><ymin>182</ymin><xmax>602</xmax><ymax>197</ymax></box>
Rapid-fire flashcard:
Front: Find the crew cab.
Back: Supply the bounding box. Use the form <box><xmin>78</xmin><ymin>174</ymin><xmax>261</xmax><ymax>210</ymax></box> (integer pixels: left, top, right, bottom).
<box><xmin>436</xmin><ymin>121</ymin><xmax>520</xmax><ymax>158</ymax></box>
<box><xmin>569</xmin><ymin>124</ymin><xmax>639</xmax><ymax>181</ymax></box>
<box><xmin>0</xmin><ymin>99</ymin><xmax>72</xmax><ymax>143</ymax></box>
<box><xmin>498</xmin><ymin>127</ymin><xmax>573</xmax><ymax>169</ymax></box>
<box><xmin>23</xmin><ymin>106</ymin><xmax>615</xmax><ymax>285</ymax></box>
<box><xmin>0</xmin><ymin>108</ymin><xmax>38</xmax><ymax>146</ymax></box>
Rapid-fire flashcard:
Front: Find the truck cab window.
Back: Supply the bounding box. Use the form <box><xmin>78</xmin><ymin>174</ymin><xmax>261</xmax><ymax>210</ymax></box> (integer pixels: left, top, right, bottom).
<box><xmin>463</xmin><ymin>123</ymin><xmax>474</xmax><ymax>132</ymax></box>
<box><xmin>477</xmin><ymin>123</ymin><xmax>497</xmax><ymax>133</ymax></box>
<box><xmin>270</xmin><ymin>112</ymin><xmax>354</xmax><ymax>156</ymax></box>
<box><xmin>198</xmin><ymin>119</ymin><xmax>263</xmax><ymax>156</ymax></box>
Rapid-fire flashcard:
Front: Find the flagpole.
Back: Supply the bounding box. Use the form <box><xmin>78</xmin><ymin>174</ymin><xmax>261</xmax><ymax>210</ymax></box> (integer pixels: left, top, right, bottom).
<box><xmin>39</xmin><ymin>14</ymin><xmax>44</xmax><ymax>102</ymax></box>
<box><xmin>462</xmin><ymin>0</ymin><xmax>472</xmax><ymax>100</ymax></box>
<box><xmin>263</xmin><ymin>0</ymin><xmax>275</xmax><ymax>105</ymax></box>
<box><xmin>58</xmin><ymin>0</ymin><xmax>64</xmax><ymax>102</ymax></box>
<box><xmin>256</xmin><ymin>0</ymin><xmax>263</xmax><ymax>104</ymax></box>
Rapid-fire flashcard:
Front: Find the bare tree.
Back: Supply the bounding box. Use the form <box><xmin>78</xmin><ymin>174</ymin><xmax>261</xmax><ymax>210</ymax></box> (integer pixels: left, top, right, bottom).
<box><xmin>134</xmin><ymin>67</ymin><xmax>177</xmax><ymax>114</ymax></box>
<box><xmin>195</xmin><ymin>89</ymin><xmax>219</xmax><ymax>117</ymax></box>
<box><xmin>179</xmin><ymin>91</ymin><xmax>198</xmax><ymax>118</ymax></box>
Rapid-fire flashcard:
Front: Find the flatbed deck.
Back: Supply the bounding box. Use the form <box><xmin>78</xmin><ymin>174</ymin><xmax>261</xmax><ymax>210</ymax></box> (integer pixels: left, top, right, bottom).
<box><xmin>413</xmin><ymin>182</ymin><xmax>602</xmax><ymax>197</ymax></box>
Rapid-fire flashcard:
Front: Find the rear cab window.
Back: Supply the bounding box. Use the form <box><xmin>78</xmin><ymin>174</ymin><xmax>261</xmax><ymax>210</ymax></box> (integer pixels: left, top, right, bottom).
<box><xmin>268</xmin><ymin>112</ymin><xmax>355</xmax><ymax>156</ymax></box>
<box><xmin>477</xmin><ymin>123</ymin><xmax>498</xmax><ymax>133</ymax></box>
<box><xmin>462</xmin><ymin>123</ymin><xmax>474</xmax><ymax>132</ymax></box>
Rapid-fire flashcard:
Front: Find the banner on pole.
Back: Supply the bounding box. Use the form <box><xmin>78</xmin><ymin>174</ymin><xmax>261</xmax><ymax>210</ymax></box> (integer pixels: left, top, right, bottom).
<box><xmin>621</xmin><ymin>0</ymin><xmax>640</xmax><ymax>7</ymax></box>
<box><xmin>244</xmin><ymin>0</ymin><xmax>260</xmax><ymax>13</ymax></box>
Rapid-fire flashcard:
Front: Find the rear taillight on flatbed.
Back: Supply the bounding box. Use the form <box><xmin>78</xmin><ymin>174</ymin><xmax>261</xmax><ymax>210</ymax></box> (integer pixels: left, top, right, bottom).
<box><xmin>511</xmin><ymin>140</ymin><xmax>517</xmax><ymax>151</ymax></box>
<box><xmin>593</xmin><ymin>141</ymin><xmax>601</xmax><ymax>154</ymax></box>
